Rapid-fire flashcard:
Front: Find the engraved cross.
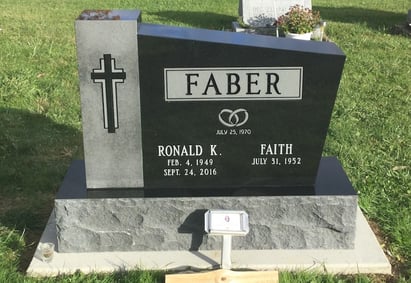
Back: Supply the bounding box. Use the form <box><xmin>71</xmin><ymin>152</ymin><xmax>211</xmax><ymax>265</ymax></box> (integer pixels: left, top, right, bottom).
<box><xmin>91</xmin><ymin>54</ymin><xmax>126</xmax><ymax>133</ymax></box>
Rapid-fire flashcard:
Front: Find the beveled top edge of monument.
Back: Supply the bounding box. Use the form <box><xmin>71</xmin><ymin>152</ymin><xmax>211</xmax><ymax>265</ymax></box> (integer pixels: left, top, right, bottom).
<box><xmin>55</xmin><ymin>158</ymin><xmax>356</xmax><ymax>200</ymax></box>
<box><xmin>138</xmin><ymin>23</ymin><xmax>345</xmax><ymax>57</ymax></box>
<box><xmin>77</xmin><ymin>10</ymin><xmax>141</xmax><ymax>21</ymax></box>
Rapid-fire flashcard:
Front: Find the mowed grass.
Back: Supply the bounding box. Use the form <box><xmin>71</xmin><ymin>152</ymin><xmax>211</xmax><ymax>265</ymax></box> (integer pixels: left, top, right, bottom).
<box><xmin>318</xmin><ymin>1</ymin><xmax>411</xmax><ymax>276</ymax></box>
<box><xmin>0</xmin><ymin>0</ymin><xmax>410</xmax><ymax>282</ymax></box>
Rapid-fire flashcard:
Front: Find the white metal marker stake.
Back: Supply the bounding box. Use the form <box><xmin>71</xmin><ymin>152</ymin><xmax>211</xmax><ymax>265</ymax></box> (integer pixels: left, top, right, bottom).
<box><xmin>204</xmin><ymin>210</ymin><xmax>249</xmax><ymax>269</ymax></box>
<box><xmin>222</xmin><ymin>235</ymin><xmax>232</xmax><ymax>269</ymax></box>
<box><xmin>166</xmin><ymin>210</ymin><xmax>278</xmax><ymax>282</ymax></box>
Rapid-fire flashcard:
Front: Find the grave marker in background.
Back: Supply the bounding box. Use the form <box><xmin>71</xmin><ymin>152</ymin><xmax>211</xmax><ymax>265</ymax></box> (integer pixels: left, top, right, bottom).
<box><xmin>239</xmin><ymin>0</ymin><xmax>312</xmax><ymax>27</ymax></box>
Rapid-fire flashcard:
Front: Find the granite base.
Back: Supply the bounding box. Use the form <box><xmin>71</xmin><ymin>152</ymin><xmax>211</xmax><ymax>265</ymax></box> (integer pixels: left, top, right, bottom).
<box><xmin>55</xmin><ymin>157</ymin><xmax>357</xmax><ymax>252</ymax></box>
<box><xmin>27</xmin><ymin>207</ymin><xmax>391</xmax><ymax>276</ymax></box>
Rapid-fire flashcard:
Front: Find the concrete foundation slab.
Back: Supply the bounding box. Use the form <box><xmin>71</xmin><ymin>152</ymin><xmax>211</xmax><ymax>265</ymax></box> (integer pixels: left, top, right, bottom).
<box><xmin>27</xmin><ymin>207</ymin><xmax>391</xmax><ymax>276</ymax></box>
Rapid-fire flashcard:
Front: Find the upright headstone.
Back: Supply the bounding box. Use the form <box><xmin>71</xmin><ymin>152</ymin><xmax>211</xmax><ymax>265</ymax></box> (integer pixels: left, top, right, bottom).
<box><xmin>76</xmin><ymin>9</ymin><xmax>343</xmax><ymax>197</ymax></box>
<box><xmin>239</xmin><ymin>0</ymin><xmax>312</xmax><ymax>27</ymax></box>
<box><xmin>55</xmin><ymin>9</ymin><xmax>358</xmax><ymax>253</ymax></box>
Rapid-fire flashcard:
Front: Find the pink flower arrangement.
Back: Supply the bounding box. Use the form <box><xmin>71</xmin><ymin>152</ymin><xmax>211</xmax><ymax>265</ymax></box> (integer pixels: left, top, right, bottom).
<box><xmin>277</xmin><ymin>5</ymin><xmax>321</xmax><ymax>34</ymax></box>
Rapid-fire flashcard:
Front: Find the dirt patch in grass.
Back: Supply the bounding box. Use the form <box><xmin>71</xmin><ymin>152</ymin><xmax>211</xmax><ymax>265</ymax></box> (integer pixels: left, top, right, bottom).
<box><xmin>368</xmin><ymin>219</ymin><xmax>409</xmax><ymax>282</ymax></box>
<box><xmin>19</xmin><ymin>227</ymin><xmax>44</xmax><ymax>272</ymax></box>
<box><xmin>0</xmin><ymin>195</ymin><xmax>54</xmax><ymax>272</ymax></box>
<box><xmin>390</xmin><ymin>22</ymin><xmax>411</xmax><ymax>37</ymax></box>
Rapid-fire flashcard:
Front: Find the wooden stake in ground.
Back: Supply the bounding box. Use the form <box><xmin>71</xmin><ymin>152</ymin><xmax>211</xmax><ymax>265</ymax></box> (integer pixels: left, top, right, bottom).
<box><xmin>165</xmin><ymin>269</ymin><xmax>279</xmax><ymax>283</ymax></box>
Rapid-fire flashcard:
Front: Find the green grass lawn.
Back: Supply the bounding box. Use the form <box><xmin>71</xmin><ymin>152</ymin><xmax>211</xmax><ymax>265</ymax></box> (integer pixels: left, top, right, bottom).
<box><xmin>0</xmin><ymin>0</ymin><xmax>410</xmax><ymax>282</ymax></box>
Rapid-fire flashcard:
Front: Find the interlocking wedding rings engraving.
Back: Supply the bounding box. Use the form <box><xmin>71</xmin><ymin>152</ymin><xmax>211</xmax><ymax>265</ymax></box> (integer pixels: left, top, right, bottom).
<box><xmin>218</xmin><ymin>109</ymin><xmax>249</xmax><ymax>127</ymax></box>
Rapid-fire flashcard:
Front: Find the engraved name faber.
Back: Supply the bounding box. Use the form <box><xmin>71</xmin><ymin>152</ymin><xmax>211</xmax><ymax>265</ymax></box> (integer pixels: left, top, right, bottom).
<box><xmin>164</xmin><ymin>67</ymin><xmax>303</xmax><ymax>101</ymax></box>
<box><xmin>186</xmin><ymin>72</ymin><xmax>281</xmax><ymax>96</ymax></box>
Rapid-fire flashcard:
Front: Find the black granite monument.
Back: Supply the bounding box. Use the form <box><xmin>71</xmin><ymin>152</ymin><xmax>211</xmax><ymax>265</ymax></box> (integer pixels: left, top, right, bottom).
<box><xmin>74</xmin><ymin>10</ymin><xmax>346</xmax><ymax>197</ymax></box>
<box><xmin>55</xmin><ymin>10</ymin><xmax>357</xmax><ymax>253</ymax></box>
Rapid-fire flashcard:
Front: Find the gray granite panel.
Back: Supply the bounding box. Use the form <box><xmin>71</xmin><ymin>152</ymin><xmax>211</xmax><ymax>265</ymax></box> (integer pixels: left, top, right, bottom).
<box><xmin>56</xmin><ymin>196</ymin><xmax>356</xmax><ymax>252</ymax></box>
<box><xmin>75</xmin><ymin>10</ymin><xmax>144</xmax><ymax>188</ymax></box>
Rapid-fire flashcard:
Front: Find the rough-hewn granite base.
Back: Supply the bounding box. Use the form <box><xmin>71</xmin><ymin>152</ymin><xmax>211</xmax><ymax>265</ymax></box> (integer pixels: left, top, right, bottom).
<box><xmin>55</xmin><ymin>157</ymin><xmax>357</xmax><ymax>252</ymax></box>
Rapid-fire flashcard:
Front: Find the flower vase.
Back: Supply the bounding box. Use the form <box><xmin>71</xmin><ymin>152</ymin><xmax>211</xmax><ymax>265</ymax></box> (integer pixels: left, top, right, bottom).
<box><xmin>285</xmin><ymin>32</ymin><xmax>313</xmax><ymax>40</ymax></box>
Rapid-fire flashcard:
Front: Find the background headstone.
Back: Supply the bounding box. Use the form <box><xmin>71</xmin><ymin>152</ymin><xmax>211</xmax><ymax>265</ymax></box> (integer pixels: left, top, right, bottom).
<box><xmin>240</xmin><ymin>0</ymin><xmax>312</xmax><ymax>27</ymax></box>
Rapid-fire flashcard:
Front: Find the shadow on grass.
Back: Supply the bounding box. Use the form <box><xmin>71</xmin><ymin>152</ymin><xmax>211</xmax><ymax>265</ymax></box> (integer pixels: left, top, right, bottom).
<box><xmin>151</xmin><ymin>10</ymin><xmax>235</xmax><ymax>30</ymax></box>
<box><xmin>314</xmin><ymin>6</ymin><xmax>407</xmax><ymax>32</ymax></box>
<box><xmin>0</xmin><ymin>107</ymin><xmax>82</xmax><ymax>271</ymax></box>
